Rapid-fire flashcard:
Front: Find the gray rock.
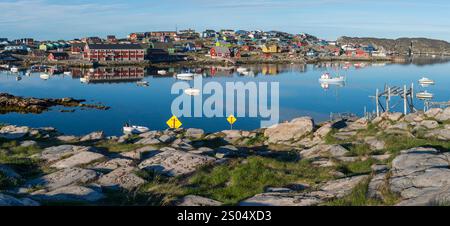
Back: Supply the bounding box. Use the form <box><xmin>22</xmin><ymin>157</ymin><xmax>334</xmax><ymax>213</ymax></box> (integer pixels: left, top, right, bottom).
<box><xmin>158</xmin><ymin>134</ymin><xmax>175</xmax><ymax>143</ymax></box>
<box><xmin>25</xmin><ymin>167</ymin><xmax>100</xmax><ymax>191</ymax></box>
<box><xmin>38</xmin><ymin>145</ymin><xmax>93</xmax><ymax>162</ymax></box>
<box><xmin>56</xmin><ymin>135</ymin><xmax>79</xmax><ymax>142</ymax></box>
<box><xmin>138</xmin><ymin>149</ymin><xmax>215</xmax><ymax>176</ymax></box>
<box><xmin>50</xmin><ymin>151</ymin><xmax>105</xmax><ymax>169</ymax></box>
<box><xmin>0</xmin><ymin>125</ymin><xmax>29</xmax><ymax>139</ymax></box>
<box><xmin>177</xmin><ymin>195</ymin><xmax>223</xmax><ymax>206</ymax></box>
<box><xmin>419</xmin><ymin>120</ymin><xmax>439</xmax><ymax>129</ymax></box>
<box><xmin>435</xmin><ymin>107</ymin><xmax>450</xmax><ymax>122</ymax></box>
<box><xmin>265</xmin><ymin>187</ymin><xmax>293</xmax><ymax>193</ymax></box>
<box><xmin>185</xmin><ymin>128</ymin><xmax>205</xmax><ymax>139</ymax></box>
<box><xmin>239</xmin><ymin>192</ymin><xmax>323</xmax><ymax>206</ymax></box>
<box><xmin>387</xmin><ymin>122</ymin><xmax>409</xmax><ymax>130</ymax></box>
<box><xmin>120</xmin><ymin>146</ymin><xmax>160</xmax><ymax>160</ymax></box>
<box><xmin>314</xmin><ymin>123</ymin><xmax>333</xmax><ymax>138</ymax></box>
<box><xmin>389</xmin><ymin>147</ymin><xmax>450</xmax><ymax>206</ymax></box>
<box><xmin>320</xmin><ymin>175</ymin><xmax>369</xmax><ymax>198</ymax></box>
<box><xmin>31</xmin><ymin>185</ymin><xmax>104</xmax><ymax>203</ymax></box>
<box><xmin>364</xmin><ymin>137</ymin><xmax>385</xmax><ymax>151</ymax></box>
<box><xmin>371</xmin><ymin>154</ymin><xmax>392</xmax><ymax>161</ymax></box>
<box><xmin>135</xmin><ymin>137</ymin><xmax>161</xmax><ymax>145</ymax></box>
<box><xmin>92</xmin><ymin>158</ymin><xmax>134</xmax><ymax>171</ymax></box>
<box><xmin>20</xmin><ymin>140</ymin><xmax>37</xmax><ymax>147</ymax></box>
<box><xmin>403</xmin><ymin>112</ymin><xmax>425</xmax><ymax>123</ymax></box>
<box><xmin>80</xmin><ymin>131</ymin><xmax>104</xmax><ymax>142</ymax></box>
<box><xmin>264</xmin><ymin>117</ymin><xmax>314</xmax><ymax>144</ymax></box>
<box><xmin>97</xmin><ymin>167</ymin><xmax>145</xmax><ymax>190</ymax></box>
<box><xmin>385</xmin><ymin>112</ymin><xmax>404</xmax><ymax>121</ymax></box>
<box><xmin>425</xmin><ymin>108</ymin><xmax>443</xmax><ymax>118</ymax></box>
<box><xmin>189</xmin><ymin>147</ymin><xmax>214</xmax><ymax>155</ymax></box>
<box><xmin>425</xmin><ymin>128</ymin><xmax>450</xmax><ymax>141</ymax></box>
<box><xmin>300</xmin><ymin>144</ymin><xmax>349</xmax><ymax>159</ymax></box>
<box><xmin>0</xmin><ymin>193</ymin><xmax>39</xmax><ymax>206</ymax></box>
<box><xmin>371</xmin><ymin>164</ymin><xmax>389</xmax><ymax>173</ymax></box>
<box><xmin>332</xmin><ymin>131</ymin><xmax>357</xmax><ymax>140</ymax></box>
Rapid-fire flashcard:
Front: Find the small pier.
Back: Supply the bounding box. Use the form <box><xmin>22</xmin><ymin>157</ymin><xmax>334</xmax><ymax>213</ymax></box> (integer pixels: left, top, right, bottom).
<box><xmin>371</xmin><ymin>84</ymin><xmax>416</xmax><ymax>117</ymax></box>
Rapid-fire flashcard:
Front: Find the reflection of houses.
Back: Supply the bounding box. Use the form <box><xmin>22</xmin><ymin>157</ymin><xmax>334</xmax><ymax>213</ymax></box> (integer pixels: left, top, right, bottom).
<box><xmin>80</xmin><ymin>67</ymin><xmax>145</xmax><ymax>83</ymax></box>
<box><xmin>83</xmin><ymin>44</ymin><xmax>145</xmax><ymax>62</ymax></box>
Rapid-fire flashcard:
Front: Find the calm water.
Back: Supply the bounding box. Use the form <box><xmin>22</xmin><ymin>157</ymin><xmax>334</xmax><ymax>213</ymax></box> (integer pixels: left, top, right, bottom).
<box><xmin>1</xmin><ymin>57</ymin><xmax>450</xmax><ymax>136</ymax></box>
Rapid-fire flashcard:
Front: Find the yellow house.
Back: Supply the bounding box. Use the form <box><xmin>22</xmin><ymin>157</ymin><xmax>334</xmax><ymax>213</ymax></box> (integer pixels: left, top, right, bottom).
<box><xmin>262</xmin><ymin>44</ymin><xmax>280</xmax><ymax>53</ymax></box>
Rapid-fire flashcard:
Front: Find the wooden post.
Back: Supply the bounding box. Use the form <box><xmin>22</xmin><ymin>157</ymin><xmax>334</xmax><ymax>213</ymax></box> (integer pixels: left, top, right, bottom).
<box><xmin>403</xmin><ymin>85</ymin><xmax>407</xmax><ymax>115</ymax></box>
<box><xmin>376</xmin><ymin>89</ymin><xmax>380</xmax><ymax>117</ymax></box>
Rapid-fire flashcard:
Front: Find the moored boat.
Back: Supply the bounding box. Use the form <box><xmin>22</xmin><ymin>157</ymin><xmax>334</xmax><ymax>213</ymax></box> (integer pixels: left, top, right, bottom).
<box><xmin>319</xmin><ymin>73</ymin><xmax>345</xmax><ymax>83</ymax></box>
<box><xmin>40</xmin><ymin>73</ymin><xmax>50</xmax><ymax>80</ymax></box>
<box><xmin>136</xmin><ymin>81</ymin><xmax>149</xmax><ymax>86</ymax></box>
<box><xmin>416</xmin><ymin>91</ymin><xmax>433</xmax><ymax>99</ymax></box>
<box><xmin>418</xmin><ymin>77</ymin><xmax>435</xmax><ymax>85</ymax></box>
<box><xmin>157</xmin><ymin>70</ymin><xmax>167</xmax><ymax>75</ymax></box>
<box><xmin>10</xmin><ymin>66</ymin><xmax>19</xmax><ymax>73</ymax></box>
<box><xmin>123</xmin><ymin>123</ymin><xmax>150</xmax><ymax>134</ymax></box>
<box><xmin>176</xmin><ymin>73</ymin><xmax>195</xmax><ymax>78</ymax></box>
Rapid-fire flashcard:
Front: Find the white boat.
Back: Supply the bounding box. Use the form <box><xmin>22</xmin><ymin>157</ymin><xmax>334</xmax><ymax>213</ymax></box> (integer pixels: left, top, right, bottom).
<box><xmin>184</xmin><ymin>88</ymin><xmax>201</xmax><ymax>96</ymax></box>
<box><xmin>176</xmin><ymin>73</ymin><xmax>195</xmax><ymax>78</ymax></box>
<box><xmin>236</xmin><ymin>67</ymin><xmax>248</xmax><ymax>73</ymax></box>
<box><xmin>123</xmin><ymin>124</ymin><xmax>150</xmax><ymax>134</ymax></box>
<box><xmin>319</xmin><ymin>73</ymin><xmax>345</xmax><ymax>83</ymax></box>
<box><xmin>63</xmin><ymin>71</ymin><xmax>72</xmax><ymax>76</ymax></box>
<box><xmin>80</xmin><ymin>77</ymin><xmax>89</xmax><ymax>83</ymax></box>
<box><xmin>25</xmin><ymin>71</ymin><xmax>31</xmax><ymax>76</ymax></box>
<box><xmin>418</xmin><ymin>77</ymin><xmax>435</xmax><ymax>85</ymax></box>
<box><xmin>157</xmin><ymin>70</ymin><xmax>167</xmax><ymax>75</ymax></box>
<box><xmin>10</xmin><ymin>66</ymin><xmax>19</xmax><ymax>73</ymax></box>
<box><xmin>416</xmin><ymin>91</ymin><xmax>433</xmax><ymax>99</ymax></box>
<box><xmin>136</xmin><ymin>81</ymin><xmax>149</xmax><ymax>86</ymax></box>
<box><xmin>40</xmin><ymin>73</ymin><xmax>50</xmax><ymax>80</ymax></box>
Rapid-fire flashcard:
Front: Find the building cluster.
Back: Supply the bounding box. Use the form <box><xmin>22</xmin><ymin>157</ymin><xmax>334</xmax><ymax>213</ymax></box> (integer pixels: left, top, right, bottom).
<box><xmin>0</xmin><ymin>29</ymin><xmax>391</xmax><ymax>64</ymax></box>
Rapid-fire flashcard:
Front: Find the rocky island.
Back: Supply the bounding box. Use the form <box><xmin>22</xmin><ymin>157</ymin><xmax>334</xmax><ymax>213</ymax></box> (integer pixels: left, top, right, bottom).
<box><xmin>0</xmin><ymin>93</ymin><xmax>110</xmax><ymax>114</ymax></box>
<box><xmin>1</xmin><ymin>107</ymin><xmax>450</xmax><ymax>206</ymax></box>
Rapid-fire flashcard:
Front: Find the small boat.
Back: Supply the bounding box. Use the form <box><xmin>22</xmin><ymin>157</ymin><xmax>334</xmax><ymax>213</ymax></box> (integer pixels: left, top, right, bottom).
<box><xmin>418</xmin><ymin>77</ymin><xmax>435</xmax><ymax>85</ymax></box>
<box><xmin>176</xmin><ymin>73</ymin><xmax>195</xmax><ymax>78</ymax></box>
<box><xmin>236</xmin><ymin>67</ymin><xmax>248</xmax><ymax>73</ymax></box>
<box><xmin>157</xmin><ymin>70</ymin><xmax>167</xmax><ymax>75</ymax></box>
<box><xmin>63</xmin><ymin>71</ymin><xmax>72</xmax><ymax>76</ymax></box>
<box><xmin>25</xmin><ymin>71</ymin><xmax>31</xmax><ymax>76</ymax></box>
<box><xmin>80</xmin><ymin>77</ymin><xmax>89</xmax><ymax>83</ymax></box>
<box><xmin>123</xmin><ymin>123</ymin><xmax>150</xmax><ymax>134</ymax></box>
<box><xmin>416</xmin><ymin>91</ymin><xmax>433</xmax><ymax>99</ymax></box>
<box><xmin>184</xmin><ymin>88</ymin><xmax>201</xmax><ymax>96</ymax></box>
<box><xmin>40</xmin><ymin>73</ymin><xmax>50</xmax><ymax>80</ymax></box>
<box><xmin>10</xmin><ymin>66</ymin><xmax>19</xmax><ymax>73</ymax></box>
<box><xmin>319</xmin><ymin>73</ymin><xmax>345</xmax><ymax>83</ymax></box>
<box><xmin>136</xmin><ymin>81</ymin><xmax>149</xmax><ymax>86</ymax></box>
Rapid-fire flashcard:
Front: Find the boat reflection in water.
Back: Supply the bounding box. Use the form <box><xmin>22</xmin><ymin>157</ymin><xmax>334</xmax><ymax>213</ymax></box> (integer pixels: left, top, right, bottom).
<box><xmin>77</xmin><ymin>67</ymin><xmax>145</xmax><ymax>84</ymax></box>
<box><xmin>320</xmin><ymin>81</ymin><xmax>346</xmax><ymax>90</ymax></box>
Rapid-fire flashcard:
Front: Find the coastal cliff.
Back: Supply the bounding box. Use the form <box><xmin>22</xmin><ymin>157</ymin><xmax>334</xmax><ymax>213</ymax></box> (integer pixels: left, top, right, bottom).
<box><xmin>2</xmin><ymin>107</ymin><xmax>450</xmax><ymax>206</ymax></box>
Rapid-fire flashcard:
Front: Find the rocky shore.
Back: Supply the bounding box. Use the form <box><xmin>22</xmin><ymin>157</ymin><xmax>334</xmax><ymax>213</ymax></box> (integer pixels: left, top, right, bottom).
<box><xmin>0</xmin><ymin>93</ymin><xmax>110</xmax><ymax>114</ymax></box>
<box><xmin>1</xmin><ymin>107</ymin><xmax>450</xmax><ymax>206</ymax></box>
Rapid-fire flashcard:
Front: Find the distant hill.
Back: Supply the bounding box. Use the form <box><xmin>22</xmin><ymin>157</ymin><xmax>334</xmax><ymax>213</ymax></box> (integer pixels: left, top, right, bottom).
<box><xmin>337</xmin><ymin>36</ymin><xmax>450</xmax><ymax>55</ymax></box>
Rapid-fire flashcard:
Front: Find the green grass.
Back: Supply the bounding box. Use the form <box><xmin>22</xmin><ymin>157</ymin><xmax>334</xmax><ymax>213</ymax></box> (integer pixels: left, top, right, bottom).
<box><xmin>245</xmin><ymin>133</ymin><xmax>267</xmax><ymax>146</ymax></box>
<box><xmin>0</xmin><ymin>140</ymin><xmax>44</xmax><ymax>179</ymax></box>
<box><xmin>381</xmin><ymin>134</ymin><xmax>450</xmax><ymax>155</ymax></box>
<box><xmin>184</xmin><ymin>156</ymin><xmax>335</xmax><ymax>205</ymax></box>
<box><xmin>336</xmin><ymin>159</ymin><xmax>379</xmax><ymax>176</ymax></box>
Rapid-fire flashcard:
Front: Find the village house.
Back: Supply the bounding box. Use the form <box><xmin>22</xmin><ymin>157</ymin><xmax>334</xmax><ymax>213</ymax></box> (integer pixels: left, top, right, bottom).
<box><xmin>4</xmin><ymin>45</ymin><xmax>30</xmax><ymax>53</ymax></box>
<box><xmin>48</xmin><ymin>52</ymin><xmax>69</xmax><ymax>61</ymax></box>
<box><xmin>210</xmin><ymin>46</ymin><xmax>231</xmax><ymax>58</ymax></box>
<box><xmin>107</xmin><ymin>35</ymin><xmax>117</xmax><ymax>43</ymax></box>
<box><xmin>82</xmin><ymin>37</ymin><xmax>103</xmax><ymax>43</ymax></box>
<box><xmin>71</xmin><ymin>43</ymin><xmax>86</xmax><ymax>54</ymax></box>
<box><xmin>152</xmin><ymin>42</ymin><xmax>176</xmax><ymax>54</ymax></box>
<box><xmin>83</xmin><ymin>44</ymin><xmax>145</xmax><ymax>62</ymax></box>
<box><xmin>262</xmin><ymin>44</ymin><xmax>281</xmax><ymax>53</ymax></box>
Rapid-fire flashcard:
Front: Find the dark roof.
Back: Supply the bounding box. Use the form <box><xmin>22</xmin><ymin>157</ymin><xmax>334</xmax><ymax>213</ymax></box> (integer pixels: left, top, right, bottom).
<box><xmin>87</xmin><ymin>44</ymin><xmax>144</xmax><ymax>50</ymax></box>
<box><xmin>49</xmin><ymin>52</ymin><xmax>69</xmax><ymax>57</ymax></box>
<box><xmin>153</xmin><ymin>42</ymin><xmax>174</xmax><ymax>49</ymax></box>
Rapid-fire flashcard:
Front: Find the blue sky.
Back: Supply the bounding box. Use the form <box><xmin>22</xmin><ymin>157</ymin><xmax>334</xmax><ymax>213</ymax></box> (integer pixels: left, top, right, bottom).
<box><xmin>1</xmin><ymin>0</ymin><xmax>450</xmax><ymax>41</ymax></box>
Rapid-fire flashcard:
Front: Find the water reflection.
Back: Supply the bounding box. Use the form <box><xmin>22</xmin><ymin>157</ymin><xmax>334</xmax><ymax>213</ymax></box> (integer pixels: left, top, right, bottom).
<box><xmin>74</xmin><ymin>67</ymin><xmax>145</xmax><ymax>84</ymax></box>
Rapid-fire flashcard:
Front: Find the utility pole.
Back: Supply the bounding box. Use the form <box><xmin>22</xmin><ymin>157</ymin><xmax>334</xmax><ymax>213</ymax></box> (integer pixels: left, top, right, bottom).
<box><xmin>403</xmin><ymin>85</ymin><xmax>407</xmax><ymax>115</ymax></box>
<box><xmin>376</xmin><ymin>89</ymin><xmax>380</xmax><ymax>117</ymax></box>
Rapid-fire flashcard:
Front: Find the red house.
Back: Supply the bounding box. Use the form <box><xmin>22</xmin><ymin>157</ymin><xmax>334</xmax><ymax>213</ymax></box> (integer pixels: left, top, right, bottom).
<box><xmin>48</xmin><ymin>52</ymin><xmax>69</xmax><ymax>61</ymax></box>
<box><xmin>83</xmin><ymin>44</ymin><xmax>145</xmax><ymax>62</ymax></box>
<box><xmin>210</xmin><ymin>46</ymin><xmax>231</xmax><ymax>58</ymax></box>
